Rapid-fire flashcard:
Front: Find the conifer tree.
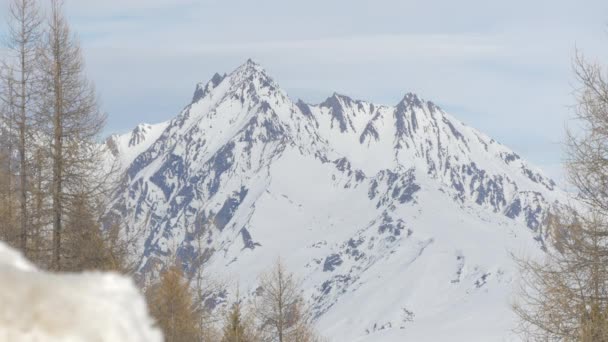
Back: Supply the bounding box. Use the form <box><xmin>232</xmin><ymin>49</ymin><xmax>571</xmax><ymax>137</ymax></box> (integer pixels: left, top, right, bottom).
<box><xmin>222</xmin><ymin>286</ymin><xmax>257</xmax><ymax>342</ymax></box>
<box><xmin>513</xmin><ymin>52</ymin><xmax>608</xmax><ymax>341</ymax></box>
<box><xmin>61</xmin><ymin>192</ymin><xmax>125</xmax><ymax>272</ymax></box>
<box><xmin>0</xmin><ymin>70</ymin><xmax>19</xmax><ymax>246</ymax></box>
<box><xmin>37</xmin><ymin>0</ymin><xmax>108</xmax><ymax>270</ymax></box>
<box><xmin>2</xmin><ymin>0</ymin><xmax>42</xmax><ymax>256</ymax></box>
<box><xmin>146</xmin><ymin>264</ymin><xmax>201</xmax><ymax>342</ymax></box>
<box><xmin>255</xmin><ymin>259</ymin><xmax>322</xmax><ymax>342</ymax></box>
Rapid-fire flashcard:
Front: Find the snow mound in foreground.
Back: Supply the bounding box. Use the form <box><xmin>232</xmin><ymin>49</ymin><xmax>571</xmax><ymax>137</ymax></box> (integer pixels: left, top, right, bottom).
<box><xmin>0</xmin><ymin>242</ymin><xmax>162</xmax><ymax>342</ymax></box>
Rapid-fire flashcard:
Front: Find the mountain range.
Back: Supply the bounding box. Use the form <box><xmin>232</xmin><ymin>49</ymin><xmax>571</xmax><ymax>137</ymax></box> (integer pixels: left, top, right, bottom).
<box><xmin>105</xmin><ymin>59</ymin><xmax>567</xmax><ymax>341</ymax></box>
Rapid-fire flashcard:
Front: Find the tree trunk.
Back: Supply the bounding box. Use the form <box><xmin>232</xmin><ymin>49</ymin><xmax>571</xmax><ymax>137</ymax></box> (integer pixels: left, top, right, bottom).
<box><xmin>19</xmin><ymin>45</ymin><xmax>28</xmax><ymax>255</ymax></box>
<box><xmin>51</xmin><ymin>58</ymin><xmax>63</xmax><ymax>270</ymax></box>
<box><xmin>51</xmin><ymin>17</ymin><xmax>63</xmax><ymax>269</ymax></box>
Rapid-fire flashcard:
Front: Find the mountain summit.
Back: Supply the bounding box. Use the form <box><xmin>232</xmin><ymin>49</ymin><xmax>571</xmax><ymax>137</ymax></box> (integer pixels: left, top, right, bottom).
<box><xmin>106</xmin><ymin>60</ymin><xmax>566</xmax><ymax>341</ymax></box>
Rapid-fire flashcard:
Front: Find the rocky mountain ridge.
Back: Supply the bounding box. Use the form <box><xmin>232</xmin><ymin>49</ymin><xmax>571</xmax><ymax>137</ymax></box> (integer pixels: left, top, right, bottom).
<box><xmin>105</xmin><ymin>59</ymin><xmax>566</xmax><ymax>341</ymax></box>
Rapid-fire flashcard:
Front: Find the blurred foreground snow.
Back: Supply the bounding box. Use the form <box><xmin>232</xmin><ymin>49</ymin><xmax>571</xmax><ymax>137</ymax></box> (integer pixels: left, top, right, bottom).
<box><xmin>0</xmin><ymin>242</ymin><xmax>162</xmax><ymax>342</ymax></box>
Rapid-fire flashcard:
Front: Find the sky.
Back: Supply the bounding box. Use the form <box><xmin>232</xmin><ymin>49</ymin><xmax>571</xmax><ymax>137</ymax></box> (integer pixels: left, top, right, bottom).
<box><xmin>1</xmin><ymin>0</ymin><xmax>608</xmax><ymax>184</ymax></box>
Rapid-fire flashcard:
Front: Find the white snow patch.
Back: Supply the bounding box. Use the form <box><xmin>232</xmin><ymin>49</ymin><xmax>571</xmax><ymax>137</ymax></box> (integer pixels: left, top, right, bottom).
<box><xmin>0</xmin><ymin>242</ymin><xmax>162</xmax><ymax>342</ymax></box>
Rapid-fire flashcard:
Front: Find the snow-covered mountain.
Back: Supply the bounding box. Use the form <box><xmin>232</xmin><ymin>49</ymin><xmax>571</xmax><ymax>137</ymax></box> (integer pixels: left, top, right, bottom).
<box><xmin>105</xmin><ymin>60</ymin><xmax>567</xmax><ymax>341</ymax></box>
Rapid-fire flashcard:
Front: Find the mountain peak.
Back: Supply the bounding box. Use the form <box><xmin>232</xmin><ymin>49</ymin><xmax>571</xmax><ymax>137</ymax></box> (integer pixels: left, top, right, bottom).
<box><xmin>192</xmin><ymin>72</ymin><xmax>227</xmax><ymax>103</ymax></box>
<box><xmin>246</xmin><ymin>58</ymin><xmax>260</xmax><ymax>66</ymax></box>
<box><xmin>222</xmin><ymin>59</ymin><xmax>280</xmax><ymax>98</ymax></box>
<box><xmin>192</xmin><ymin>60</ymin><xmax>274</xmax><ymax>104</ymax></box>
<box><xmin>321</xmin><ymin>92</ymin><xmax>361</xmax><ymax>109</ymax></box>
<box><xmin>233</xmin><ymin>58</ymin><xmax>267</xmax><ymax>77</ymax></box>
<box><xmin>129</xmin><ymin>123</ymin><xmax>151</xmax><ymax>147</ymax></box>
<box><xmin>398</xmin><ymin>92</ymin><xmax>424</xmax><ymax>108</ymax></box>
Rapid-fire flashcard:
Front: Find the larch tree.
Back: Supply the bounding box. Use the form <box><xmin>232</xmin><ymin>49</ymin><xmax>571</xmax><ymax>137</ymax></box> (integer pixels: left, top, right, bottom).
<box><xmin>192</xmin><ymin>222</ymin><xmax>228</xmax><ymax>340</ymax></box>
<box><xmin>222</xmin><ymin>290</ymin><xmax>247</xmax><ymax>342</ymax></box>
<box><xmin>2</xmin><ymin>0</ymin><xmax>42</xmax><ymax>257</ymax></box>
<box><xmin>254</xmin><ymin>259</ymin><xmax>321</xmax><ymax>342</ymax></box>
<box><xmin>513</xmin><ymin>53</ymin><xmax>608</xmax><ymax>341</ymax></box>
<box><xmin>514</xmin><ymin>211</ymin><xmax>608</xmax><ymax>341</ymax></box>
<box><xmin>146</xmin><ymin>264</ymin><xmax>201</xmax><ymax>342</ymax></box>
<box><xmin>222</xmin><ymin>286</ymin><xmax>258</xmax><ymax>342</ymax></box>
<box><xmin>37</xmin><ymin>0</ymin><xmax>108</xmax><ymax>270</ymax></box>
<box><xmin>26</xmin><ymin>142</ymin><xmax>52</xmax><ymax>266</ymax></box>
<box><xmin>0</xmin><ymin>68</ymin><xmax>19</xmax><ymax>247</ymax></box>
<box><xmin>61</xmin><ymin>191</ymin><xmax>126</xmax><ymax>272</ymax></box>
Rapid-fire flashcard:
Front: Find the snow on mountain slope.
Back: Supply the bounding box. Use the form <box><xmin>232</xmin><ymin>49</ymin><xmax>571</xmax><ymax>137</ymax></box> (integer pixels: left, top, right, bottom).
<box><xmin>105</xmin><ymin>60</ymin><xmax>568</xmax><ymax>341</ymax></box>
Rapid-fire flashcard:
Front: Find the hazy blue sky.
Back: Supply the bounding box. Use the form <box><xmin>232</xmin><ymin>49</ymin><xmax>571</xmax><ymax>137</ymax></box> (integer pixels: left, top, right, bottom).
<box><xmin>2</xmin><ymin>0</ymin><xmax>608</xmax><ymax>183</ymax></box>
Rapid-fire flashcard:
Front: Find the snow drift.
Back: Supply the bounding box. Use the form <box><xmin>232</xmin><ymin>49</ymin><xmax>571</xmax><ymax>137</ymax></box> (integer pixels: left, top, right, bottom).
<box><xmin>0</xmin><ymin>242</ymin><xmax>162</xmax><ymax>342</ymax></box>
